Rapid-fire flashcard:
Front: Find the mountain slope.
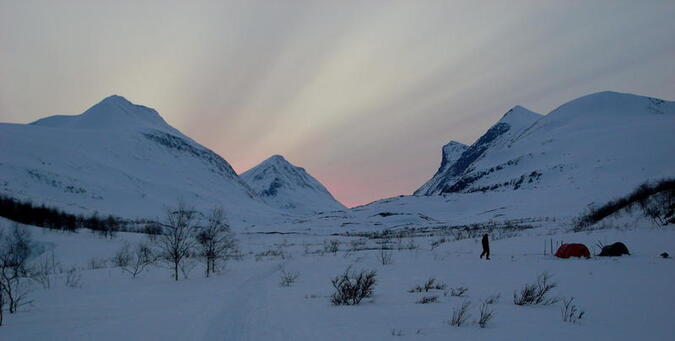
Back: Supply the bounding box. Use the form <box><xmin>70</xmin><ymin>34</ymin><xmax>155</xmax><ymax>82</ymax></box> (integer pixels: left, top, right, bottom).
<box><xmin>417</xmin><ymin>91</ymin><xmax>675</xmax><ymax>197</ymax></box>
<box><xmin>276</xmin><ymin>92</ymin><xmax>675</xmax><ymax>234</ymax></box>
<box><xmin>0</xmin><ymin>95</ymin><xmax>281</xmax><ymax>225</ymax></box>
<box><xmin>415</xmin><ymin>105</ymin><xmax>543</xmax><ymax>195</ymax></box>
<box><xmin>240</xmin><ymin>155</ymin><xmax>345</xmax><ymax>215</ymax></box>
<box><xmin>414</xmin><ymin>141</ymin><xmax>467</xmax><ymax>196</ymax></box>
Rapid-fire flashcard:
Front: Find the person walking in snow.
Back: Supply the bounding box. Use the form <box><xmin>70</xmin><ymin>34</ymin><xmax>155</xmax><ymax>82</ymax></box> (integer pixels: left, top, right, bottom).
<box><xmin>480</xmin><ymin>233</ymin><xmax>490</xmax><ymax>260</ymax></box>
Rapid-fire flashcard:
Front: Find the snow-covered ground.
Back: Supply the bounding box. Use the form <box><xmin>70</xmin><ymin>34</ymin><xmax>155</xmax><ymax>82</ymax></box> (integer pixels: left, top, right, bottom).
<box><xmin>1</xmin><ymin>216</ymin><xmax>673</xmax><ymax>340</ymax></box>
<box><xmin>0</xmin><ymin>91</ymin><xmax>672</xmax><ymax>340</ymax></box>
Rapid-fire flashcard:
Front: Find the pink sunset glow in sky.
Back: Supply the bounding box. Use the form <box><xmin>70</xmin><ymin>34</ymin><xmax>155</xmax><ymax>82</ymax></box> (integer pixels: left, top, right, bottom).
<box><xmin>1</xmin><ymin>1</ymin><xmax>675</xmax><ymax>207</ymax></box>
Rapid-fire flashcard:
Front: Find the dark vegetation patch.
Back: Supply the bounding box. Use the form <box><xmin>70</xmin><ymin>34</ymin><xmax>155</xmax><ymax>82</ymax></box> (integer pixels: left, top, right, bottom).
<box><xmin>0</xmin><ymin>194</ymin><xmax>152</xmax><ymax>236</ymax></box>
<box><xmin>573</xmin><ymin>178</ymin><xmax>674</xmax><ymax>230</ymax></box>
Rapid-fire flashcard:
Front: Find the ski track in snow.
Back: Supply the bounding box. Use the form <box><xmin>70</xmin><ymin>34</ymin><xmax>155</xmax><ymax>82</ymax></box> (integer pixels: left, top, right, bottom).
<box><xmin>199</xmin><ymin>264</ymin><xmax>282</xmax><ymax>341</ymax></box>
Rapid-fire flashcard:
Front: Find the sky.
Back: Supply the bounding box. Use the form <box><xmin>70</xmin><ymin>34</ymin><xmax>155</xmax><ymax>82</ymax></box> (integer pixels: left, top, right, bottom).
<box><xmin>1</xmin><ymin>1</ymin><xmax>674</xmax><ymax>207</ymax></box>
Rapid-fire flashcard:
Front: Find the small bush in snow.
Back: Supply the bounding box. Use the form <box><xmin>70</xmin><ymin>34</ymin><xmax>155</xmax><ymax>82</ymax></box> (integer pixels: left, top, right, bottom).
<box><xmin>378</xmin><ymin>249</ymin><xmax>393</xmax><ymax>265</ymax></box>
<box><xmin>449</xmin><ymin>300</ymin><xmax>472</xmax><ymax>327</ymax></box>
<box><xmin>513</xmin><ymin>272</ymin><xmax>559</xmax><ymax>306</ymax></box>
<box><xmin>64</xmin><ymin>267</ymin><xmax>82</xmax><ymax>288</ymax></box>
<box><xmin>430</xmin><ymin>237</ymin><xmax>448</xmax><ymax>250</ymax></box>
<box><xmin>397</xmin><ymin>238</ymin><xmax>417</xmax><ymax>251</ymax></box>
<box><xmin>477</xmin><ymin>302</ymin><xmax>495</xmax><ymax>328</ymax></box>
<box><xmin>416</xmin><ymin>295</ymin><xmax>439</xmax><ymax>304</ymax></box>
<box><xmin>484</xmin><ymin>293</ymin><xmax>501</xmax><ymax>305</ymax></box>
<box><xmin>408</xmin><ymin>278</ymin><xmax>447</xmax><ymax>293</ymax></box>
<box><xmin>450</xmin><ymin>286</ymin><xmax>469</xmax><ymax>297</ymax></box>
<box><xmin>279</xmin><ymin>269</ymin><xmax>300</xmax><ymax>287</ymax></box>
<box><xmin>29</xmin><ymin>252</ymin><xmax>61</xmax><ymax>290</ymax></box>
<box><xmin>330</xmin><ymin>267</ymin><xmax>376</xmax><ymax>306</ymax></box>
<box><xmin>391</xmin><ymin>329</ymin><xmax>403</xmax><ymax>336</ymax></box>
<box><xmin>88</xmin><ymin>257</ymin><xmax>108</xmax><ymax>270</ymax></box>
<box><xmin>347</xmin><ymin>239</ymin><xmax>367</xmax><ymax>254</ymax></box>
<box><xmin>255</xmin><ymin>249</ymin><xmax>283</xmax><ymax>261</ymax></box>
<box><xmin>323</xmin><ymin>239</ymin><xmax>341</xmax><ymax>255</ymax></box>
<box><xmin>561</xmin><ymin>297</ymin><xmax>585</xmax><ymax>323</ymax></box>
<box><xmin>113</xmin><ymin>242</ymin><xmax>156</xmax><ymax>278</ymax></box>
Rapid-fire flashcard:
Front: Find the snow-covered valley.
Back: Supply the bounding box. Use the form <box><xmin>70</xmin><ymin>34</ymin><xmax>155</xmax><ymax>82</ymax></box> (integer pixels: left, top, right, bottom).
<box><xmin>0</xmin><ymin>91</ymin><xmax>673</xmax><ymax>340</ymax></box>
<box><xmin>0</xmin><ymin>216</ymin><xmax>674</xmax><ymax>340</ymax></box>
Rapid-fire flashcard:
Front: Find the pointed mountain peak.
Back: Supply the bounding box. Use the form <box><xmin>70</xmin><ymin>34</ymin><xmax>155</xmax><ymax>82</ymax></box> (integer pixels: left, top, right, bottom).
<box><xmin>256</xmin><ymin>154</ymin><xmax>306</xmax><ymax>173</ymax></box>
<box><xmin>264</xmin><ymin>154</ymin><xmax>290</xmax><ymax>164</ymax></box>
<box><xmin>241</xmin><ymin>155</ymin><xmax>345</xmax><ymax>214</ymax></box>
<box><xmin>100</xmin><ymin>94</ymin><xmax>133</xmax><ymax>105</ymax></box>
<box><xmin>498</xmin><ymin>105</ymin><xmax>542</xmax><ymax>126</ymax></box>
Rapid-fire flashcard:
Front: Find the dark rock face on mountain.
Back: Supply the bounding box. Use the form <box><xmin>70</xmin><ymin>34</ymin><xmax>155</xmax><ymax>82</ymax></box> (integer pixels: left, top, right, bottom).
<box><xmin>416</xmin><ymin>106</ymin><xmax>542</xmax><ymax>195</ymax></box>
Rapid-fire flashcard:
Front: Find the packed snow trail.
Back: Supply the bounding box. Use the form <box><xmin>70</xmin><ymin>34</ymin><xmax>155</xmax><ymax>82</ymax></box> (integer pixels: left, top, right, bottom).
<box><xmin>198</xmin><ymin>264</ymin><xmax>289</xmax><ymax>341</ymax></box>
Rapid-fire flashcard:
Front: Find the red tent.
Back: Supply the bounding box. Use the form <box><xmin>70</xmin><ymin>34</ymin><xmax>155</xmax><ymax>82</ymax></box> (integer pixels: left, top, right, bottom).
<box><xmin>555</xmin><ymin>243</ymin><xmax>591</xmax><ymax>258</ymax></box>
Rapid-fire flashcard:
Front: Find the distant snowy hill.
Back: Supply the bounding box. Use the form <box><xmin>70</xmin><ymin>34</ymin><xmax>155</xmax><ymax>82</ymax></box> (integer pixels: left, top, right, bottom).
<box><xmin>241</xmin><ymin>155</ymin><xmax>345</xmax><ymax>215</ymax></box>
<box><xmin>0</xmin><ymin>95</ymin><xmax>282</xmax><ymax>225</ymax></box>
<box><xmin>416</xmin><ymin>91</ymin><xmax>674</xmax><ymax>197</ymax></box>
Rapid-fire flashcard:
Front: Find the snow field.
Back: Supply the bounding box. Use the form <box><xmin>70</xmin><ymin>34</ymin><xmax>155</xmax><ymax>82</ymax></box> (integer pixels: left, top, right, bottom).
<box><xmin>1</xmin><ymin>218</ymin><xmax>674</xmax><ymax>340</ymax></box>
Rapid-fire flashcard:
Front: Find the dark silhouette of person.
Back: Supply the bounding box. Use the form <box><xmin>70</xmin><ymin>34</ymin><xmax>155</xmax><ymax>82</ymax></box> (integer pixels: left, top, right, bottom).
<box><xmin>480</xmin><ymin>233</ymin><xmax>490</xmax><ymax>260</ymax></box>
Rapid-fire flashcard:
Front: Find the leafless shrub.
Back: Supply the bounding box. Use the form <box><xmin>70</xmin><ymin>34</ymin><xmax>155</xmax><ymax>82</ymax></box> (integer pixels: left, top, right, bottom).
<box><xmin>113</xmin><ymin>242</ymin><xmax>156</xmax><ymax>278</ymax></box>
<box><xmin>64</xmin><ymin>267</ymin><xmax>82</xmax><ymax>288</ymax></box>
<box><xmin>330</xmin><ymin>267</ymin><xmax>376</xmax><ymax>305</ymax></box>
<box><xmin>155</xmin><ymin>202</ymin><xmax>198</xmax><ymax>281</ymax></box>
<box><xmin>143</xmin><ymin>222</ymin><xmax>162</xmax><ymax>241</ymax></box>
<box><xmin>254</xmin><ymin>248</ymin><xmax>285</xmax><ymax>261</ymax></box>
<box><xmin>450</xmin><ymin>286</ymin><xmax>469</xmax><ymax>297</ymax></box>
<box><xmin>323</xmin><ymin>239</ymin><xmax>341</xmax><ymax>255</ymax></box>
<box><xmin>449</xmin><ymin>300</ymin><xmax>472</xmax><ymax>327</ymax></box>
<box><xmin>561</xmin><ymin>297</ymin><xmax>585</xmax><ymax>323</ymax></box>
<box><xmin>196</xmin><ymin>207</ymin><xmax>237</xmax><ymax>277</ymax></box>
<box><xmin>349</xmin><ymin>239</ymin><xmax>367</xmax><ymax>252</ymax></box>
<box><xmin>29</xmin><ymin>252</ymin><xmax>61</xmax><ymax>290</ymax></box>
<box><xmin>179</xmin><ymin>258</ymin><xmax>197</xmax><ymax>279</ymax></box>
<box><xmin>0</xmin><ymin>225</ymin><xmax>34</xmax><ymax>314</ymax></box>
<box><xmin>478</xmin><ymin>302</ymin><xmax>495</xmax><ymax>328</ymax></box>
<box><xmin>29</xmin><ymin>267</ymin><xmax>50</xmax><ymax>290</ymax></box>
<box><xmin>391</xmin><ymin>329</ymin><xmax>403</xmax><ymax>336</ymax></box>
<box><xmin>484</xmin><ymin>293</ymin><xmax>501</xmax><ymax>305</ymax></box>
<box><xmin>378</xmin><ymin>249</ymin><xmax>393</xmax><ymax>265</ymax></box>
<box><xmin>409</xmin><ymin>278</ymin><xmax>447</xmax><ymax>293</ymax></box>
<box><xmin>279</xmin><ymin>269</ymin><xmax>300</xmax><ymax>287</ymax></box>
<box><xmin>88</xmin><ymin>257</ymin><xmax>108</xmax><ymax>270</ymax></box>
<box><xmin>416</xmin><ymin>295</ymin><xmax>439</xmax><ymax>304</ymax></box>
<box><xmin>513</xmin><ymin>272</ymin><xmax>559</xmax><ymax>305</ymax></box>
<box><xmin>397</xmin><ymin>238</ymin><xmax>417</xmax><ymax>250</ymax></box>
<box><xmin>430</xmin><ymin>237</ymin><xmax>448</xmax><ymax>250</ymax></box>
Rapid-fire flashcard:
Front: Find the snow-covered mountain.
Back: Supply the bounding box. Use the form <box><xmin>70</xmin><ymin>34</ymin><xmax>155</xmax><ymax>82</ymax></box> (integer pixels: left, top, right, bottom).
<box><xmin>414</xmin><ymin>141</ymin><xmax>467</xmax><ymax>196</ymax></box>
<box><xmin>416</xmin><ymin>91</ymin><xmax>674</xmax><ymax>197</ymax></box>
<box><xmin>241</xmin><ymin>155</ymin><xmax>345</xmax><ymax>215</ymax></box>
<box><xmin>0</xmin><ymin>95</ymin><xmax>282</xmax><ymax>225</ymax></box>
<box><xmin>278</xmin><ymin>91</ymin><xmax>674</xmax><ymax>234</ymax></box>
<box><xmin>415</xmin><ymin>105</ymin><xmax>543</xmax><ymax>195</ymax></box>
